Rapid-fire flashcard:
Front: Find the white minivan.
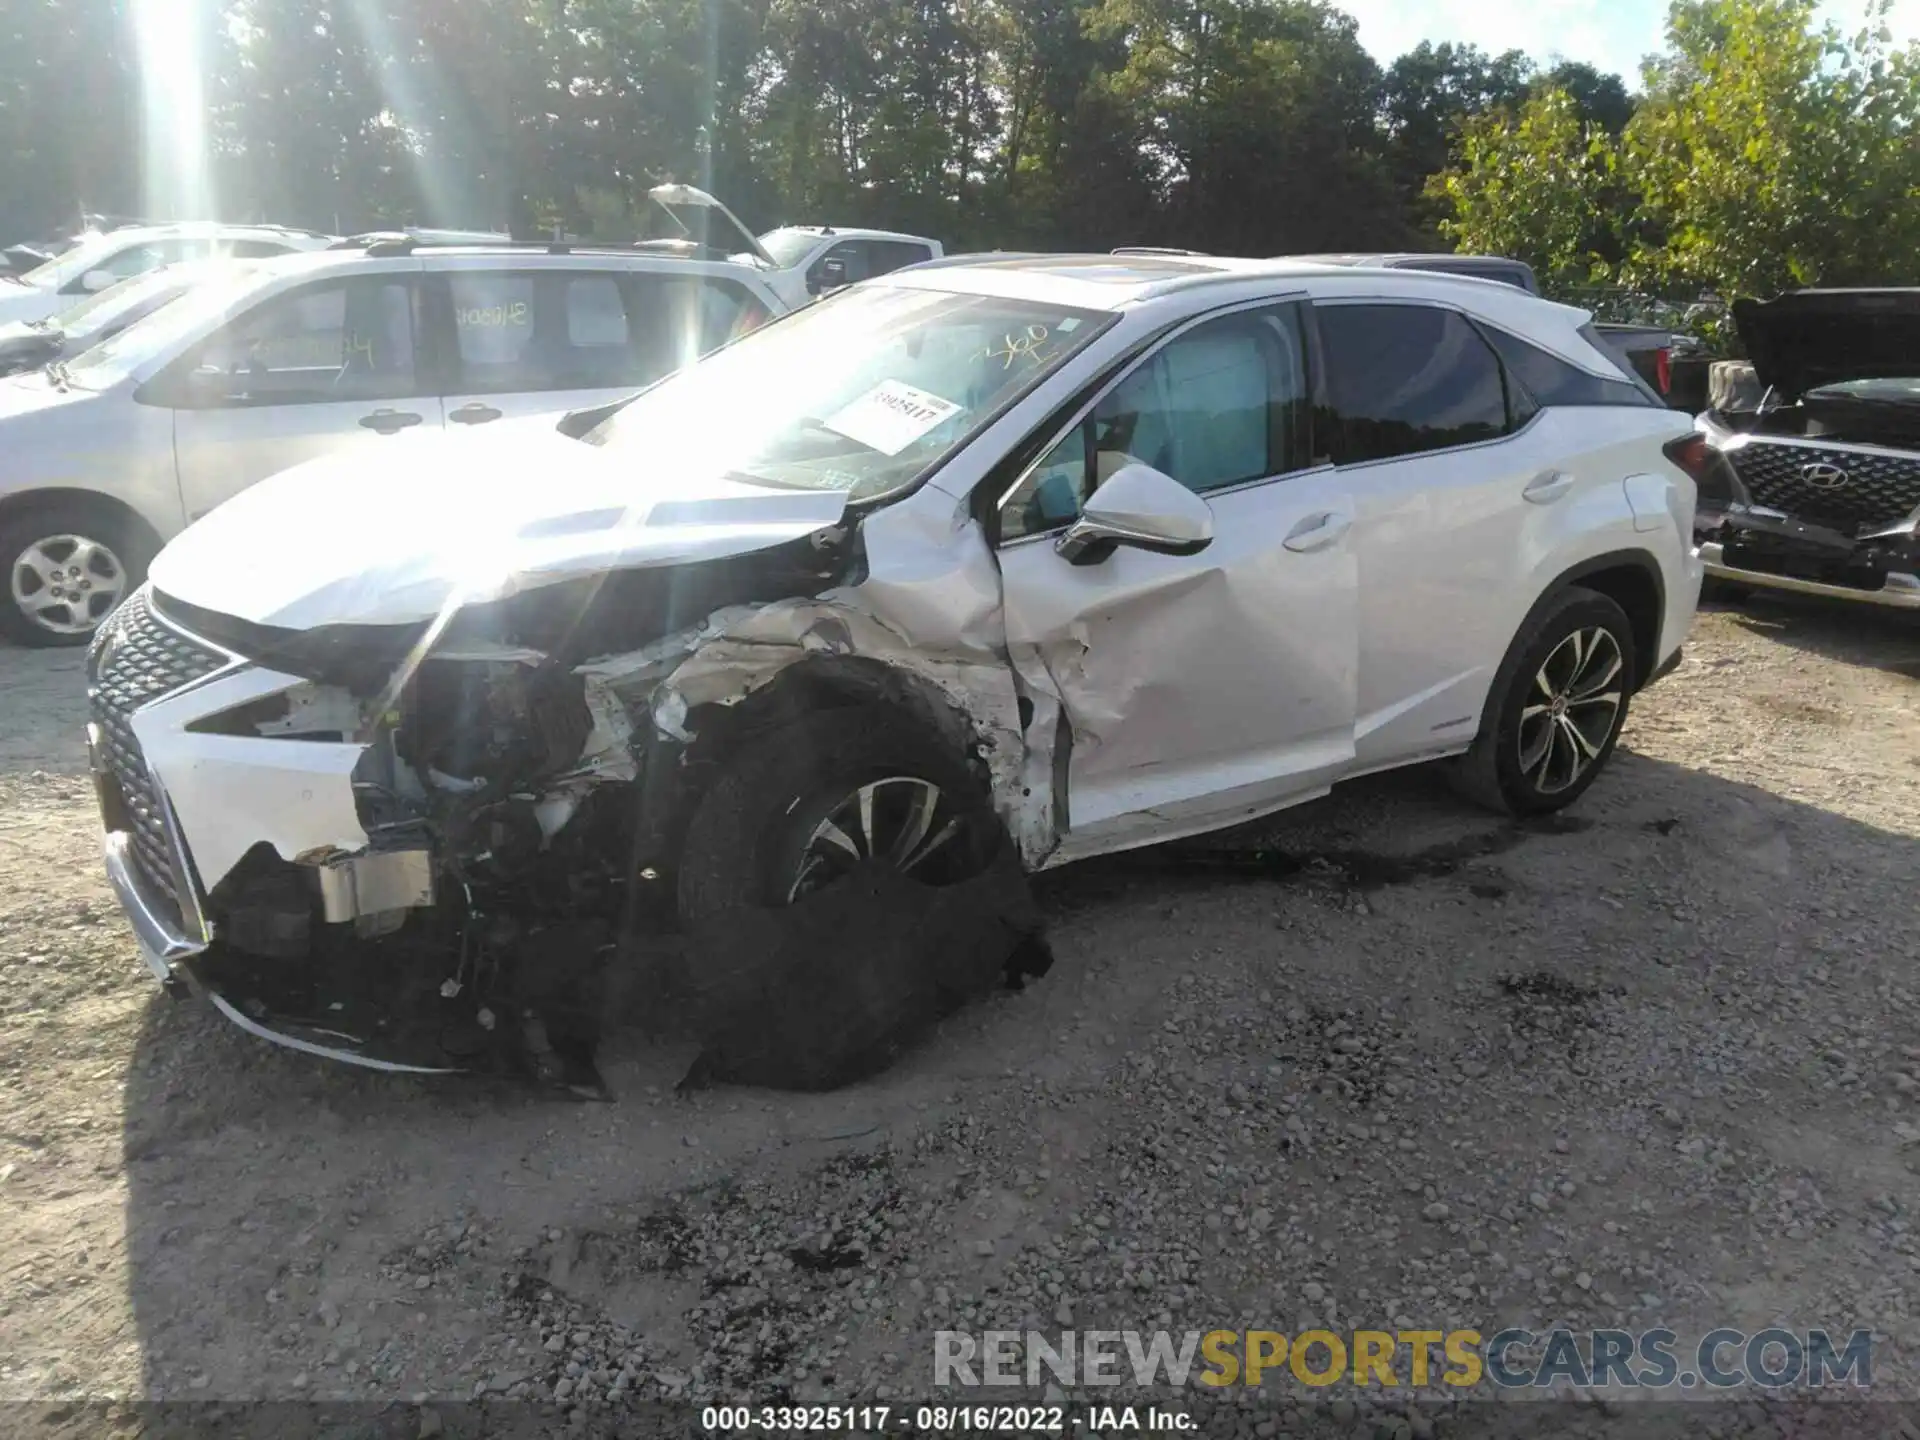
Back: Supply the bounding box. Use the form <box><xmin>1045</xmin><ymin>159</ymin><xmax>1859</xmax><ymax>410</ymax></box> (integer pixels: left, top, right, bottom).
<box><xmin>0</xmin><ymin>241</ymin><xmax>785</xmax><ymax>644</ymax></box>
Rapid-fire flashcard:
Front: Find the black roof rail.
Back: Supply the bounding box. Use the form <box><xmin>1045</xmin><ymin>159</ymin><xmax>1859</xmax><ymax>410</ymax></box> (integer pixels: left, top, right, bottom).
<box><xmin>1111</xmin><ymin>246</ymin><xmax>1211</xmax><ymax>257</ymax></box>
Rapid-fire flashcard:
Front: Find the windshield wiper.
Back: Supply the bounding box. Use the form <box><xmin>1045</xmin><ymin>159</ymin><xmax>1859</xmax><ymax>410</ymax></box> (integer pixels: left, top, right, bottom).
<box><xmin>43</xmin><ymin>359</ymin><xmax>72</xmax><ymax>390</ymax></box>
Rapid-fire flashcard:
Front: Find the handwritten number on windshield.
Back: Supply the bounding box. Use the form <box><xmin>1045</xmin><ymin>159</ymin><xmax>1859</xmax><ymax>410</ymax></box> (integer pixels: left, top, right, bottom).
<box><xmin>975</xmin><ymin>324</ymin><xmax>1051</xmax><ymax>370</ymax></box>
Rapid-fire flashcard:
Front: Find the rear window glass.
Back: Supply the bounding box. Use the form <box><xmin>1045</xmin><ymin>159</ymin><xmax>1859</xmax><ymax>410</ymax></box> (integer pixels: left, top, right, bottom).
<box><xmin>1483</xmin><ymin>324</ymin><xmax>1658</xmax><ymax>408</ymax></box>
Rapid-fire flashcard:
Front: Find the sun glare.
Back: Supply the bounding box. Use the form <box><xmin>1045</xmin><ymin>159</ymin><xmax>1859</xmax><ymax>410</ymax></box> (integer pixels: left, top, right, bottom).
<box><xmin>131</xmin><ymin>0</ymin><xmax>216</xmax><ymax>222</ymax></box>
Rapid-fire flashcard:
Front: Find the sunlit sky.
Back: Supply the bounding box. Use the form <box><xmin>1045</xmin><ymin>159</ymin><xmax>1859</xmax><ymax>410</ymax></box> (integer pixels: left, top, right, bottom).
<box><xmin>1342</xmin><ymin>0</ymin><xmax>1920</xmax><ymax>79</ymax></box>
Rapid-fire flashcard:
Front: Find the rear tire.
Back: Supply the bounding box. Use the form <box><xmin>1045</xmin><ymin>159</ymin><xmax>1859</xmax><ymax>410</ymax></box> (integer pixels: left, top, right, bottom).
<box><xmin>1450</xmin><ymin>586</ymin><xmax>1638</xmax><ymax>816</ymax></box>
<box><xmin>0</xmin><ymin>500</ymin><xmax>153</xmax><ymax>648</ymax></box>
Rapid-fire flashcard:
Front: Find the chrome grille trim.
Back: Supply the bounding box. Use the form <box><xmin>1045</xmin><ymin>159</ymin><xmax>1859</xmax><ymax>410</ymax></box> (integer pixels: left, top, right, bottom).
<box><xmin>85</xmin><ymin>589</ymin><xmax>240</xmax><ymax>926</ymax></box>
<box><xmin>1728</xmin><ymin>437</ymin><xmax>1920</xmax><ymax>534</ymax></box>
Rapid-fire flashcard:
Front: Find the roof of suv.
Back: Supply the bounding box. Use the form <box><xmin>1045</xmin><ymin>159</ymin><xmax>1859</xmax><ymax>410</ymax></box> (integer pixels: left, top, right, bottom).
<box><xmin>884</xmin><ymin>253</ymin><xmax>1593</xmax><ymax>343</ymax></box>
<box><xmin>889</xmin><ymin>251</ymin><xmax>1532</xmax><ymax>304</ymax></box>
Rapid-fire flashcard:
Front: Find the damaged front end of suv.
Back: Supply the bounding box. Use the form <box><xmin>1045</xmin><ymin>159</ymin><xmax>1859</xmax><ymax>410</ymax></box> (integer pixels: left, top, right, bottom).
<box><xmin>88</xmin><ymin>284</ymin><xmax>1102</xmax><ymax>1075</ymax></box>
<box><xmin>1695</xmin><ymin>289</ymin><xmax>1920</xmax><ymax>609</ymax></box>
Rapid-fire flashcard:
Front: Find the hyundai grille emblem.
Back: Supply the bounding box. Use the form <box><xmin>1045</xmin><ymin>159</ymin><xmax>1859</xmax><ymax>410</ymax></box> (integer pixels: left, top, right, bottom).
<box><xmin>1800</xmin><ymin>462</ymin><xmax>1850</xmax><ymax>490</ymax></box>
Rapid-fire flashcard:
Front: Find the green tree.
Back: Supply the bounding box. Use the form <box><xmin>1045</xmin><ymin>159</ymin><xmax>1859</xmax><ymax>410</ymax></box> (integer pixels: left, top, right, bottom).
<box><xmin>1428</xmin><ymin>86</ymin><xmax>1618</xmax><ymax>284</ymax></box>
<box><xmin>1537</xmin><ymin>60</ymin><xmax>1634</xmax><ymax>134</ymax></box>
<box><xmin>1380</xmin><ymin>40</ymin><xmax>1533</xmax><ymax>229</ymax></box>
<box><xmin>1625</xmin><ymin>0</ymin><xmax>1920</xmax><ymax>294</ymax></box>
<box><xmin>1091</xmin><ymin>0</ymin><xmax>1410</xmax><ymax>253</ymax></box>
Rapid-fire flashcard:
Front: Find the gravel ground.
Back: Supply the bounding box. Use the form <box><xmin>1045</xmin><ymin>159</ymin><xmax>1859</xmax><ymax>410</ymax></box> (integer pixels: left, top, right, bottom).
<box><xmin>0</xmin><ymin>594</ymin><xmax>1916</xmax><ymax>1438</ymax></box>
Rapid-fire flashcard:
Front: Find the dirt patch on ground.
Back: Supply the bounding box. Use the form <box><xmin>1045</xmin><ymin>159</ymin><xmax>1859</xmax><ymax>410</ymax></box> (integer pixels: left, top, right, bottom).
<box><xmin>0</xmin><ymin>593</ymin><xmax>1915</xmax><ymax>1432</ymax></box>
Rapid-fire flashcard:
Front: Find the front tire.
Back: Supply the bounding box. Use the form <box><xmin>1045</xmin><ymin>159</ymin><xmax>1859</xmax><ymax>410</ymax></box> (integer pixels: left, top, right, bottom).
<box><xmin>1450</xmin><ymin>587</ymin><xmax>1638</xmax><ymax>816</ymax></box>
<box><xmin>672</xmin><ymin>707</ymin><xmax>1002</xmax><ymax>1015</ymax></box>
<box><xmin>0</xmin><ymin>501</ymin><xmax>152</xmax><ymax>648</ymax></box>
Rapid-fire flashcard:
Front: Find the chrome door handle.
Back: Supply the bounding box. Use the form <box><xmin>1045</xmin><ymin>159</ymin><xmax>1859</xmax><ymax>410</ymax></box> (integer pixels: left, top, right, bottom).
<box><xmin>358</xmin><ymin>408</ymin><xmax>423</xmax><ymax>434</ymax></box>
<box><xmin>1282</xmin><ymin>511</ymin><xmax>1351</xmax><ymax>553</ymax></box>
<box><xmin>450</xmin><ymin>403</ymin><xmax>502</xmax><ymax>425</ymax></box>
<box><xmin>1524</xmin><ymin>470</ymin><xmax>1576</xmax><ymax>504</ymax></box>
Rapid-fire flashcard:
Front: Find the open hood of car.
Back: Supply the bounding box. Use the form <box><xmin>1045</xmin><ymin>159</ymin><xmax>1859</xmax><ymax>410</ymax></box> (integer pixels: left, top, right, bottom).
<box><xmin>148</xmin><ymin>422</ymin><xmax>852</xmax><ymax>632</ymax></box>
<box><xmin>1733</xmin><ymin>289</ymin><xmax>1920</xmax><ymax>400</ymax></box>
<box><xmin>645</xmin><ymin>184</ymin><xmax>776</xmax><ymax>269</ymax></box>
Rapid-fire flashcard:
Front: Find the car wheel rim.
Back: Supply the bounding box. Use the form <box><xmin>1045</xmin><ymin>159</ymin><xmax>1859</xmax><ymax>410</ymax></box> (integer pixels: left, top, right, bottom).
<box><xmin>9</xmin><ymin>533</ymin><xmax>127</xmax><ymax>637</ymax></box>
<box><xmin>785</xmin><ymin>775</ymin><xmax>972</xmax><ymax>903</ymax></box>
<box><xmin>1516</xmin><ymin>626</ymin><xmax>1624</xmax><ymax>796</ymax></box>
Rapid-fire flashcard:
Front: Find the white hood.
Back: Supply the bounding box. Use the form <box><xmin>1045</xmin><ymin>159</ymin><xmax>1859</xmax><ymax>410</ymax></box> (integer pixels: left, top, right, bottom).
<box><xmin>149</xmin><ymin>422</ymin><xmax>852</xmax><ymax>631</ymax></box>
<box><xmin>0</xmin><ymin>284</ymin><xmax>60</xmax><ymax>328</ymax></box>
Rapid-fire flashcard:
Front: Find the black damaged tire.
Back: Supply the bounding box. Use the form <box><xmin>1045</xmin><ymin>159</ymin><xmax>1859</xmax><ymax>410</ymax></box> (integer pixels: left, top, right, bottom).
<box><xmin>677</xmin><ymin>707</ymin><xmax>998</xmax><ymax>924</ymax></box>
<box><xmin>670</xmin><ymin>707</ymin><xmax>1026</xmax><ymax>1052</ymax></box>
<box><xmin>1449</xmin><ymin>586</ymin><xmax>1638</xmax><ymax>817</ymax></box>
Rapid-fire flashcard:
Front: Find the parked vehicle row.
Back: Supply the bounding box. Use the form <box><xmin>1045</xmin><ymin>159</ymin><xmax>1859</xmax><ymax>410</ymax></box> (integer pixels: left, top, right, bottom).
<box><xmin>0</xmin><ymin>259</ymin><xmax>259</xmax><ymax>379</ymax></box>
<box><xmin>0</xmin><ymin>222</ymin><xmax>335</xmax><ymax>326</ymax></box>
<box><xmin>76</xmin><ymin>250</ymin><xmax>1704</xmax><ymax>1071</ymax></box>
<box><xmin>0</xmin><ymin>237</ymin><xmax>789</xmax><ymax>643</ymax></box>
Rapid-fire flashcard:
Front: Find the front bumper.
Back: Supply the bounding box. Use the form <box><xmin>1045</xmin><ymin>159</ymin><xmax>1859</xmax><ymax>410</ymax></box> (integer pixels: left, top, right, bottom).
<box><xmin>1701</xmin><ymin>541</ymin><xmax>1920</xmax><ymax>609</ymax></box>
<box><xmin>101</xmin><ymin>829</ymin><xmax>201</xmax><ymax>991</ymax></box>
<box><xmin>1694</xmin><ymin>423</ymin><xmax>1920</xmax><ymax>610</ymax></box>
<box><xmin>87</xmin><ymin>590</ymin><xmax>465</xmax><ymax>1072</ymax></box>
<box><xmin>101</xmin><ymin>824</ymin><xmax>460</xmax><ymax>1072</ymax></box>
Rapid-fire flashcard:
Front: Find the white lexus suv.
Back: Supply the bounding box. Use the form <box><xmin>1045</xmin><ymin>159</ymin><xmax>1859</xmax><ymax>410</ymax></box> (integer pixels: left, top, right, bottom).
<box><xmin>86</xmin><ymin>254</ymin><xmax>1704</xmax><ymax>1071</ymax></box>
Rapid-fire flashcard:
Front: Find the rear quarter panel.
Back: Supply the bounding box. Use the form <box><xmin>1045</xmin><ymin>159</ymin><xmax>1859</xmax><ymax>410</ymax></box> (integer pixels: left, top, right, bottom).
<box><xmin>1514</xmin><ymin>406</ymin><xmax>1700</xmax><ymax>676</ymax></box>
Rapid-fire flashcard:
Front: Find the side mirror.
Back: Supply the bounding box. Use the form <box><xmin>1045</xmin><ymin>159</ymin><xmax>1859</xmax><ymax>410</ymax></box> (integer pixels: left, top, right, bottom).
<box><xmin>79</xmin><ymin>269</ymin><xmax>115</xmax><ymax>293</ymax></box>
<box><xmin>809</xmin><ymin>257</ymin><xmax>849</xmax><ymax>295</ymax></box>
<box><xmin>1055</xmin><ymin>463</ymin><xmax>1214</xmax><ymax>566</ymax></box>
<box><xmin>183</xmin><ymin>364</ymin><xmax>233</xmax><ymax>406</ymax></box>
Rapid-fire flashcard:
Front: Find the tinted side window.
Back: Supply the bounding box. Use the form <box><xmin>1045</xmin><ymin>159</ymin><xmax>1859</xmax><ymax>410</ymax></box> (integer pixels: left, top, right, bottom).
<box><xmin>999</xmin><ymin>305</ymin><xmax>1311</xmax><ymax>541</ymax></box>
<box><xmin>69</xmin><ymin>238</ymin><xmax>206</xmax><ymax>290</ymax></box>
<box><xmin>813</xmin><ymin>241</ymin><xmax>872</xmax><ymax>286</ymax></box>
<box><xmin>629</xmin><ymin>276</ymin><xmax>776</xmax><ymax>385</ymax></box>
<box><xmin>449</xmin><ymin>270</ymin><xmax>639</xmax><ymax>393</ymax></box>
<box><xmin>229</xmin><ymin>239</ymin><xmax>297</xmax><ymax>259</ymax></box>
<box><xmin>1317</xmin><ymin>304</ymin><xmax>1510</xmax><ymax>464</ymax></box>
<box><xmin>182</xmin><ymin>277</ymin><xmax>420</xmax><ymax>406</ymax></box>
<box><xmin>867</xmin><ymin>240</ymin><xmax>934</xmax><ymax>276</ymax></box>
<box><xmin>1480</xmin><ymin>324</ymin><xmax>1656</xmax><ymax>408</ymax></box>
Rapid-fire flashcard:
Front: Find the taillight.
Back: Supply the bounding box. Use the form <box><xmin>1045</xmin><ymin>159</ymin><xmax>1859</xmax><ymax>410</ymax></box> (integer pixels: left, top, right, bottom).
<box><xmin>1655</xmin><ymin>346</ymin><xmax>1672</xmax><ymax>395</ymax></box>
<box><xmin>1663</xmin><ymin>432</ymin><xmax>1737</xmax><ymax>507</ymax></box>
<box><xmin>1662</xmin><ymin>433</ymin><xmax>1710</xmax><ymax>480</ymax></box>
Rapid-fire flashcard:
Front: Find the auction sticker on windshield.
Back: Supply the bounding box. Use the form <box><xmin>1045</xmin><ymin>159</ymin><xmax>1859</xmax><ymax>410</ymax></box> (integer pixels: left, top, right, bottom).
<box><xmin>824</xmin><ymin>379</ymin><xmax>963</xmax><ymax>456</ymax></box>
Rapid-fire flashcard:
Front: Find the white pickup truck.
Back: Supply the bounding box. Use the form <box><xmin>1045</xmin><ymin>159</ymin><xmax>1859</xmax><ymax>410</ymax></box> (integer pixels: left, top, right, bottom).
<box><xmin>640</xmin><ymin>185</ymin><xmax>943</xmax><ymax>310</ymax></box>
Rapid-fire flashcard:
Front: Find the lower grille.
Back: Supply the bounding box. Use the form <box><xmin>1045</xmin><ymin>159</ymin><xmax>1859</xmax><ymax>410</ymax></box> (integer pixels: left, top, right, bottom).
<box><xmin>1730</xmin><ymin>439</ymin><xmax>1920</xmax><ymax>534</ymax></box>
<box><xmin>86</xmin><ymin>590</ymin><xmax>230</xmax><ymax>916</ymax></box>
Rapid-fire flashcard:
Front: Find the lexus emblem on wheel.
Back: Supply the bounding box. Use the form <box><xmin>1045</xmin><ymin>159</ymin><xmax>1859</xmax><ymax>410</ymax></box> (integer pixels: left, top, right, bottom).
<box><xmin>1800</xmin><ymin>461</ymin><xmax>1851</xmax><ymax>490</ymax></box>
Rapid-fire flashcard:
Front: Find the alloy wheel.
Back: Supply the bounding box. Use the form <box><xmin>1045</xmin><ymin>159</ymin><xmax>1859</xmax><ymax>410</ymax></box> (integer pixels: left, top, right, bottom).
<box><xmin>1515</xmin><ymin>626</ymin><xmax>1625</xmax><ymax>796</ymax></box>
<box><xmin>9</xmin><ymin>533</ymin><xmax>128</xmax><ymax>638</ymax></box>
<box><xmin>785</xmin><ymin>775</ymin><xmax>974</xmax><ymax>902</ymax></box>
